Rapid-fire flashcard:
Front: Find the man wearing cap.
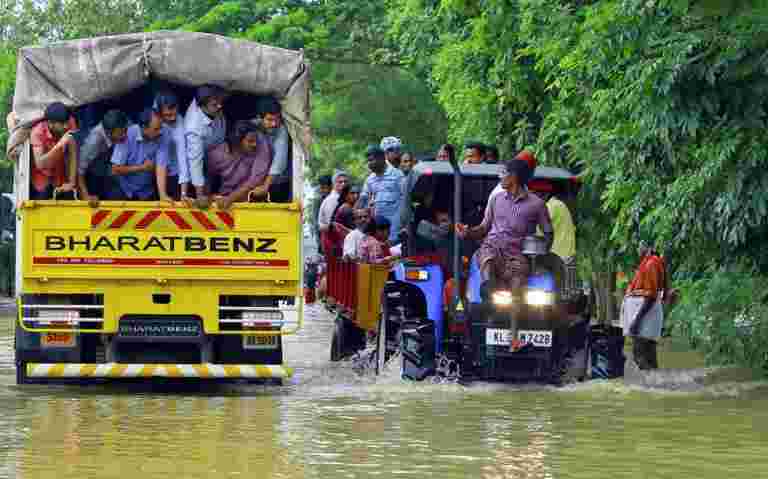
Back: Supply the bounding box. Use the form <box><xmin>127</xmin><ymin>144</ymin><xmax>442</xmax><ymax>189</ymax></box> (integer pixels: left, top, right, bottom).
<box><xmin>29</xmin><ymin>102</ymin><xmax>79</xmax><ymax>200</ymax></box>
<box><xmin>318</xmin><ymin>171</ymin><xmax>350</xmax><ymax>255</ymax></box>
<box><xmin>380</xmin><ymin>136</ymin><xmax>403</xmax><ymax>169</ymax></box>
<box><xmin>184</xmin><ymin>84</ymin><xmax>227</xmax><ymax>206</ymax></box>
<box><xmin>489</xmin><ymin>150</ymin><xmax>538</xmax><ymax>202</ymax></box>
<box><xmin>357</xmin><ymin>145</ymin><xmax>405</xmax><ymax>243</ymax></box>
<box><xmin>111</xmin><ymin>108</ymin><xmax>171</xmax><ymax>201</ymax></box>
<box><xmin>457</xmin><ymin>159</ymin><xmax>553</xmax><ymax>293</ymax></box>
<box><xmin>77</xmin><ymin>109</ymin><xmax>130</xmax><ymax>204</ymax></box>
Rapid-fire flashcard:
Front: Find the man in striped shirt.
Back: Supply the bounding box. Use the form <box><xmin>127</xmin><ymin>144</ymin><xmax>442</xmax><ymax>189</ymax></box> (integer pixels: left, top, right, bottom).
<box><xmin>457</xmin><ymin>159</ymin><xmax>553</xmax><ymax>290</ymax></box>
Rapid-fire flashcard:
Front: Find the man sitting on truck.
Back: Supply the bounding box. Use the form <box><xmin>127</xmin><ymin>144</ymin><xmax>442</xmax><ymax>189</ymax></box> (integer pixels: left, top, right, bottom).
<box><xmin>184</xmin><ymin>84</ymin><xmax>227</xmax><ymax>206</ymax></box>
<box><xmin>252</xmin><ymin>98</ymin><xmax>291</xmax><ymax>202</ymax></box>
<box><xmin>30</xmin><ymin>102</ymin><xmax>78</xmax><ymax>200</ymax></box>
<box><xmin>111</xmin><ymin>108</ymin><xmax>171</xmax><ymax>201</ymax></box>
<box><xmin>207</xmin><ymin>120</ymin><xmax>273</xmax><ymax>210</ymax></box>
<box><xmin>77</xmin><ymin>109</ymin><xmax>129</xmax><ymax>204</ymax></box>
<box><xmin>154</xmin><ymin>91</ymin><xmax>186</xmax><ymax>202</ymax></box>
<box><xmin>343</xmin><ymin>208</ymin><xmax>371</xmax><ymax>260</ymax></box>
<box><xmin>456</xmin><ymin>159</ymin><xmax>553</xmax><ymax>291</ymax></box>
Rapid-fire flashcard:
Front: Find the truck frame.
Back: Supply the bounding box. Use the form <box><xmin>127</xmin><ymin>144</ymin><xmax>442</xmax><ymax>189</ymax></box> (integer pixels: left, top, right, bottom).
<box><xmin>8</xmin><ymin>31</ymin><xmax>311</xmax><ymax>384</ymax></box>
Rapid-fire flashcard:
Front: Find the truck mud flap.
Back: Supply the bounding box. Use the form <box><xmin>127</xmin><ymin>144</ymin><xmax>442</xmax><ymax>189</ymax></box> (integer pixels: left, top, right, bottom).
<box><xmin>590</xmin><ymin>326</ymin><xmax>625</xmax><ymax>379</ymax></box>
<box><xmin>400</xmin><ymin>320</ymin><xmax>435</xmax><ymax>380</ymax></box>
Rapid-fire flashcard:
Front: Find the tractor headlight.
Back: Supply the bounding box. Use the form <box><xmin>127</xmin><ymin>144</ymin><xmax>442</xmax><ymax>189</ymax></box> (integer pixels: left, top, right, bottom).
<box><xmin>492</xmin><ymin>290</ymin><xmax>515</xmax><ymax>307</ymax></box>
<box><xmin>525</xmin><ymin>289</ymin><xmax>555</xmax><ymax>307</ymax></box>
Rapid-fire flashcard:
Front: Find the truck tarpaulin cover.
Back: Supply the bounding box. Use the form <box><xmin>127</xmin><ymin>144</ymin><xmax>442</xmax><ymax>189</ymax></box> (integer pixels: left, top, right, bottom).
<box><xmin>7</xmin><ymin>30</ymin><xmax>311</xmax><ymax>158</ymax></box>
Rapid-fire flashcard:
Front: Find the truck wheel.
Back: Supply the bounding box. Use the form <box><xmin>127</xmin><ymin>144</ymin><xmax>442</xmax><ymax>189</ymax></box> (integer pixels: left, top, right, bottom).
<box><xmin>330</xmin><ymin>317</ymin><xmax>345</xmax><ymax>362</ymax></box>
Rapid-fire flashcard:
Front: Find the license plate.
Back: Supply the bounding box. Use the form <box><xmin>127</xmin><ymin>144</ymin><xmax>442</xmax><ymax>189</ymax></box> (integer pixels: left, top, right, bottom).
<box><xmin>485</xmin><ymin>329</ymin><xmax>553</xmax><ymax>348</ymax></box>
<box><xmin>41</xmin><ymin>332</ymin><xmax>76</xmax><ymax>348</ymax></box>
<box><xmin>517</xmin><ymin>330</ymin><xmax>553</xmax><ymax>348</ymax></box>
<box><xmin>243</xmin><ymin>334</ymin><xmax>278</xmax><ymax>350</ymax></box>
<box><xmin>486</xmin><ymin>328</ymin><xmax>513</xmax><ymax>346</ymax></box>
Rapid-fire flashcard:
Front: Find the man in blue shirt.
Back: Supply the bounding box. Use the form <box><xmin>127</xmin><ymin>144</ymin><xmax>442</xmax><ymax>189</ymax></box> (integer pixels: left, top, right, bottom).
<box><xmin>357</xmin><ymin>145</ymin><xmax>405</xmax><ymax>242</ymax></box>
<box><xmin>183</xmin><ymin>85</ymin><xmax>227</xmax><ymax>206</ymax></box>
<box><xmin>111</xmin><ymin>108</ymin><xmax>170</xmax><ymax>201</ymax></box>
<box><xmin>154</xmin><ymin>90</ymin><xmax>185</xmax><ymax>201</ymax></box>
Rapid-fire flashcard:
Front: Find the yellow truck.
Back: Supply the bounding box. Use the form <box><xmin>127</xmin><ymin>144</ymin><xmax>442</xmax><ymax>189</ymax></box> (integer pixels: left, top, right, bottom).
<box><xmin>8</xmin><ymin>31</ymin><xmax>310</xmax><ymax>384</ymax></box>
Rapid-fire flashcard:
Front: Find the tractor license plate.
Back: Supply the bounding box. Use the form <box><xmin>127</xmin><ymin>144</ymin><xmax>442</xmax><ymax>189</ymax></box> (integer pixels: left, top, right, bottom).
<box><xmin>243</xmin><ymin>334</ymin><xmax>278</xmax><ymax>350</ymax></box>
<box><xmin>41</xmin><ymin>332</ymin><xmax>76</xmax><ymax>348</ymax></box>
<box><xmin>486</xmin><ymin>329</ymin><xmax>553</xmax><ymax>348</ymax></box>
<box><xmin>518</xmin><ymin>330</ymin><xmax>553</xmax><ymax>348</ymax></box>
<box><xmin>486</xmin><ymin>328</ymin><xmax>513</xmax><ymax>346</ymax></box>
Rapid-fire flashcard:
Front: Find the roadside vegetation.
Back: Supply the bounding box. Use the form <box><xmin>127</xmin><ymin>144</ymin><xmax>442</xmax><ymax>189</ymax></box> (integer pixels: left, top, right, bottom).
<box><xmin>1</xmin><ymin>0</ymin><xmax>768</xmax><ymax>372</ymax></box>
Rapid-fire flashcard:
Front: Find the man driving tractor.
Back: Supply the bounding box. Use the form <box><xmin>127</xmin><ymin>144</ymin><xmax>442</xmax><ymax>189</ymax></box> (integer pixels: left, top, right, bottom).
<box><xmin>456</xmin><ymin>159</ymin><xmax>553</xmax><ymax>292</ymax></box>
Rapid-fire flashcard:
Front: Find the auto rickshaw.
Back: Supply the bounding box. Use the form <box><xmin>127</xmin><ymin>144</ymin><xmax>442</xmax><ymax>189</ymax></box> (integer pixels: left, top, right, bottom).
<box><xmin>325</xmin><ymin>157</ymin><xmax>624</xmax><ymax>384</ymax></box>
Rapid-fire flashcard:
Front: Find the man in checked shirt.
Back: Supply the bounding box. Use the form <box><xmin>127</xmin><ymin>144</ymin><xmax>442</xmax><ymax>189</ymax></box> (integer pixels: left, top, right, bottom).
<box><xmin>456</xmin><ymin>159</ymin><xmax>553</xmax><ymax>292</ymax></box>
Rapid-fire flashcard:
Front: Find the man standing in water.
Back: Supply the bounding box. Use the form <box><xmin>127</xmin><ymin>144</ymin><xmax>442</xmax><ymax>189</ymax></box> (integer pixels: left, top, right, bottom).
<box><xmin>623</xmin><ymin>241</ymin><xmax>668</xmax><ymax>370</ymax></box>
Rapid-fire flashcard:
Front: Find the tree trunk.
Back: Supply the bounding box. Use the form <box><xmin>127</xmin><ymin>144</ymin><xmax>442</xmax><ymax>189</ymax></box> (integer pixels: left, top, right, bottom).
<box><xmin>592</xmin><ymin>269</ymin><xmax>617</xmax><ymax>325</ymax></box>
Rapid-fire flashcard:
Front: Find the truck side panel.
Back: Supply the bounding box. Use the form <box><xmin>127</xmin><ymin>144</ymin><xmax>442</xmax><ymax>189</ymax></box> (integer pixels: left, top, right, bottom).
<box><xmin>22</xmin><ymin>202</ymin><xmax>301</xmax><ymax>282</ymax></box>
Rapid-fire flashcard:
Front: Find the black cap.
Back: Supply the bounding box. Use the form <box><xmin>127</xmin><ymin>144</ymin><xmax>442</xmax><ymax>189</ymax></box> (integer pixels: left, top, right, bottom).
<box><xmin>503</xmin><ymin>158</ymin><xmax>532</xmax><ymax>186</ymax></box>
<box><xmin>366</xmin><ymin>145</ymin><xmax>384</xmax><ymax>158</ymax></box>
<box><xmin>44</xmin><ymin>102</ymin><xmax>71</xmax><ymax>123</ymax></box>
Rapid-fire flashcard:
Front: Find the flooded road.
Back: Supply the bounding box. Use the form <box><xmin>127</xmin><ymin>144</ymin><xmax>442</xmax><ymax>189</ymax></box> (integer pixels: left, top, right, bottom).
<box><xmin>1</xmin><ymin>304</ymin><xmax>767</xmax><ymax>478</ymax></box>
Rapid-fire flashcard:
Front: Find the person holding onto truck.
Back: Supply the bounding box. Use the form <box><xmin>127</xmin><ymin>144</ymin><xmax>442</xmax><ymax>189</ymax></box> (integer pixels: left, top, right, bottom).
<box><xmin>252</xmin><ymin>98</ymin><xmax>291</xmax><ymax>202</ymax></box>
<box><xmin>30</xmin><ymin>102</ymin><xmax>79</xmax><ymax>200</ymax></box>
<box><xmin>358</xmin><ymin>215</ymin><xmax>397</xmax><ymax>265</ymax></box>
<box><xmin>206</xmin><ymin>120</ymin><xmax>273</xmax><ymax>211</ymax></box>
<box><xmin>184</xmin><ymin>84</ymin><xmax>227</xmax><ymax>206</ymax></box>
<box><xmin>154</xmin><ymin>90</ymin><xmax>186</xmax><ymax>202</ymax></box>
<box><xmin>313</xmin><ymin>175</ymin><xmax>333</xmax><ymax>254</ymax></box>
<box><xmin>357</xmin><ymin>145</ymin><xmax>404</xmax><ymax>243</ymax></box>
<box><xmin>77</xmin><ymin>109</ymin><xmax>129</xmax><ymax>204</ymax></box>
<box><xmin>111</xmin><ymin>108</ymin><xmax>171</xmax><ymax>201</ymax></box>
<box><xmin>456</xmin><ymin>159</ymin><xmax>553</xmax><ymax>291</ymax></box>
<box><xmin>343</xmin><ymin>208</ymin><xmax>371</xmax><ymax>260</ymax></box>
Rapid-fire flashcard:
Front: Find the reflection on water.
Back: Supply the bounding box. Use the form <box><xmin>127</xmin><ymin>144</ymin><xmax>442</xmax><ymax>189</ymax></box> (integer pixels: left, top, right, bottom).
<box><xmin>1</xmin><ymin>304</ymin><xmax>768</xmax><ymax>478</ymax></box>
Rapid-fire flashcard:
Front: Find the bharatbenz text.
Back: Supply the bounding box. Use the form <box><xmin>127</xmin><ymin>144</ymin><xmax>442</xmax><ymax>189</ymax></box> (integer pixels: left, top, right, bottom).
<box><xmin>45</xmin><ymin>235</ymin><xmax>278</xmax><ymax>253</ymax></box>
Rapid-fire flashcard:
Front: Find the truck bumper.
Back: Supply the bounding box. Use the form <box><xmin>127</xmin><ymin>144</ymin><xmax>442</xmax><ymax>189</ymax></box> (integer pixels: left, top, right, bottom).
<box><xmin>25</xmin><ymin>363</ymin><xmax>293</xmax><ymax>379</ymax></box>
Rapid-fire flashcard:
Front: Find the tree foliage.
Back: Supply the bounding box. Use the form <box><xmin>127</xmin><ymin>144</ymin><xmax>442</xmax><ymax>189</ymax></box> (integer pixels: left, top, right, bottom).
<box><xmin>389</xmin><ymin>0</ymin><xmax>768</xmax><ymax>275</ymax></box>
<box><xmin>0</xmin><ymin>0</ymin><xmax>448</xmax><ymax>183</ymax></box>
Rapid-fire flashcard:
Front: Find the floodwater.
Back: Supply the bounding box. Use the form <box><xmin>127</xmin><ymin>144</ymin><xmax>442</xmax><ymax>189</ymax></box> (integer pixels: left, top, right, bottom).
<box><xmin>1</xmin><ymin>303</ymin><xmax>767</xmax><ymax>479</ymax></box>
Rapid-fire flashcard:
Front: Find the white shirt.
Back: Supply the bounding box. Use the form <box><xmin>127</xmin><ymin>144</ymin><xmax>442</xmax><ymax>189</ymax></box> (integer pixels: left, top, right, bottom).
<box><xmin>184</xmin><ymin>98</ymin><xmax>226</xmax><ymax>188</ymax></box>
<box><xmin>343</xmin><ymin>228</ymin><xmax>366</xmax><ymax>259</ymax></box>
<box><xmin>318</xmin><ymin>190</ymin><xmax>340</xmax><ymax>231</ymax></box>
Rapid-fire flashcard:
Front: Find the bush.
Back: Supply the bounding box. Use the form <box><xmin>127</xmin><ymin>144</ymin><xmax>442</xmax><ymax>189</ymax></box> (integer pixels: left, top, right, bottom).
<box><xmin>666</xmin><ymin>268</ymin><xmax>768</xmax><ymax>374</ymax></box>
